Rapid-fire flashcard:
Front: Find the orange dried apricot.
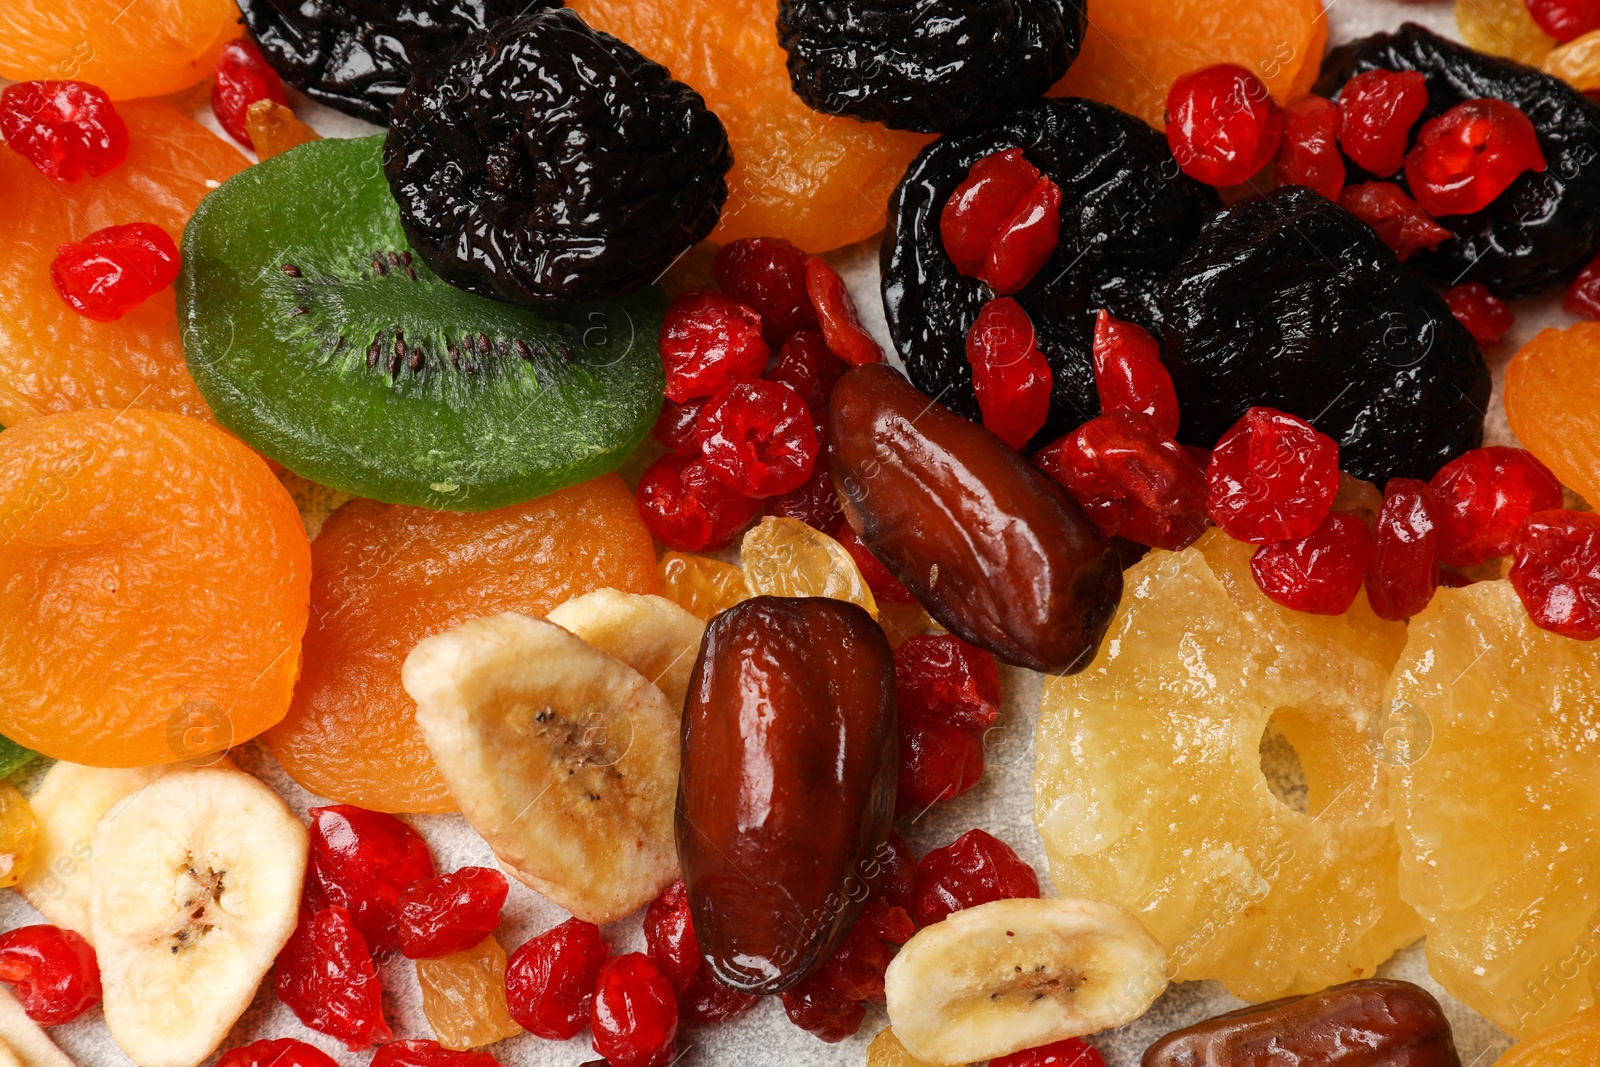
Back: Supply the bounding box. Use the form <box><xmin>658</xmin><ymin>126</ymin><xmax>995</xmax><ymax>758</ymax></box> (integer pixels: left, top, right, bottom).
<box><xmin>0</xmin><ymin>100</ymin><xmax>246</xmax><ymax>428</ymax></box>
<box><xmin>0</xmin><ymin>409</ymin><xmax>311</xmax><ymax>767</ymax></box>
<box><xmin>569</xmin><ymin>0</ymin><xmax>930</xmax><ymax>252</ymax></box>
<box><xmin>1050</xmin><ymin>0</ymin><xmax>1327</xmax><ymax>130</ymax></box>
<box><xmin>267</xmin><ymin>475</ymin><xmax>658</xmax><ymax>814</ymax></box>
<box><xmin>1505</xmin><ymin>322</ymin><xmax>1600</xmax><ymax>508</ymax></box>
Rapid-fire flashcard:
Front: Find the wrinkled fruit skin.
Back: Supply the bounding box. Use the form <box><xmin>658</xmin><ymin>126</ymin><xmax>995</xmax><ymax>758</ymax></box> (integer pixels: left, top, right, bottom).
<box><xmin>504</xmin><ymin>918</ymin><xmax>608</xmax><ymax>1040</ymax></box>
<box><xmin>1161</xmin><ymin>185</ymin><xmax>1489</xmax><ymax>484</ymax></box>
<box><xmin>914</xmin><ymin>829</ymin><xmax>1040</xmax><ymax>928</ymax></box>
<box><xmin>678</xmin><ymin>596</ymin><xmax>897</xmax><ymax>994</ymax></box>
<box><xmin>396</xmin><ymin>866</ymin><xmax>509</xmax><ymax>960</ymax></box>
<box><xmin>239</xmin><ymin>0</ymin><xmax>555</xmax><ymax>124</ymax></box>
<box><xmin>777</xmin><ymin>0</ymin><xmax>1086</xmax><ymax>133</ymax></box>
<box><xmin>1318</xmin><ymin>21</ymin><xmax>1600</xmax><ymax>298</ymax></box>
<box><xmin>0</xmin><ymin>924</ymin><xmax>101</xmax><ymax>1026</ymax></box>
<box><xmin>1142</xmin><ymin>979</ymin><xmax>1461</xmax><ymax>1066</ymax></box>
<box><xmin>307</xmin><ymin>805</ymin><xmax>436</xmax><ymax>954</ymax></box>
<box><xmin>370</xmin><ymin>1041</ymin><xmax>501</xmax><ymax>1067</ymax></box>
<box><xmin>829</xmin><ymin>365</ymin><xmax>1122</xmax><ymax>674</ymax></box>
<box><xmin>386</xmin><ymin>8</ymin><xmax>732</xmax><ymax>306</ymax></box>
<box><xmin>883</xmin><ymin>98</ymin><xmax>1219</xmax><ymax>447</ymax></box>
<box><xmin>218</xmin><ymin>1040</ymin><xmax>340</xmax><ymax>1067</ymax></box>
<box><xmin>276</xmin><ymin>906</ymin><xmax>392</xmax><ymax>1050</ymax></box>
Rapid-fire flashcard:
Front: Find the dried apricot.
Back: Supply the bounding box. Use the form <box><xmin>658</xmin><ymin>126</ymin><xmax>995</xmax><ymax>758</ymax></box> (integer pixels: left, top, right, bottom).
<box><xmin>266</xmin><ymin>475</ymin><xmax>657</xmax><ymax>813</ymax></box>
<box><xmin>568</xmin><ymin>0</ymin><xmax>931</xmax><ymax>252</ymax></box>
<box><xmin>0</xmin><ymin>100</ymin><xmax>246</xmax><ymax>428</ymax></box>
<box><xmin>1049</xmin><ymin>0</ymin><xmax>1326</xmax><ymax>130</ymax></box>
<box><xmin>0</xmin><ymin>409</ymin><xmax>310</xmax><ymax>767</ymax></box>
<box><xmin>1505</xmin><ymin>323</ymin><xmax>1600</xmax><ymax>508</ymax></box>
<box><xmin>0</xmin><ymin>0</ymin><xmax>239</xmax><ymax>100</ymax></box>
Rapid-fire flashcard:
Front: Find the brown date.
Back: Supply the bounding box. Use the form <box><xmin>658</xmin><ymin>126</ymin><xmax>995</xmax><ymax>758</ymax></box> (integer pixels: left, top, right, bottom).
<box><xmin>828</xmin><ymin>364</ymin><xmax>1122</xmax><ymax>674</ymax></box>
<box><xmin>1142</xmin><ymin>979</ymin><xmax>1461</xmax><ymax>1066</ymax></box>
<box><xmin>677</xmin><ymin>595</ymin><xmax>897</xmax><ymax>995</ymax></box>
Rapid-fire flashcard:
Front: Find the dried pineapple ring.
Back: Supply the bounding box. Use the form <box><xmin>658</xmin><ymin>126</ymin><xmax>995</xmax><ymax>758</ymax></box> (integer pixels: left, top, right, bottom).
<box><xmin>1387</xmin><ymin>581</ymin><xmax>1600</xmax><ymax>1040</ymax></box>
<box><xmin>1034</xmin><ymin>530</ymin><xmax>1420</xmax><ymax>1001</ymax></box>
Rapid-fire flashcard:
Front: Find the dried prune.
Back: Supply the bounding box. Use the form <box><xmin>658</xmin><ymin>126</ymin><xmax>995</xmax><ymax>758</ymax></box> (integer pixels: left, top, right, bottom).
<box><xmin>238</xmin><ymin>0</ymin><xmax>553</xmax><ymax>125</ymax></box>
<box><xmin>1318</xmin><ymin>22</ymin><xmax>1600</xmax><ymax>298</ymax></box>
<box><xmin>385</xmin><ymin>8</ymin><xmax>732</xmax><ymax>306</ymax></box>
<box><xmin>777</xmin><ymin>0</ymin><xmax>1086</xmax><ymax>133</ymax></box>
<box><xmin>1160</xmin><ymin>185</ymin><xmax>1489</xmax><ymax>483</ymax></box>
<box><xmin>883</xmin><ymin>99</ymin><xmax>1218</xmax><ymax>448</ymax></box>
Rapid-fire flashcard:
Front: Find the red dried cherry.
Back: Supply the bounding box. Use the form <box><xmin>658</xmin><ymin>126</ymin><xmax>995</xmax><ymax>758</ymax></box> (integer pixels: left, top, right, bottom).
<box><xmin>1564</xmin><ymin>251</ymin><xmax>1600</xmax><ymax>319</ymax></box>
<box><xmin>1366</xmin><ymin>478</ymin><xmax>1441</xmax><ymax>622</ymax></box>
<box><xmin>505</xmin><ymin>918</ymin><xmax>608</xmax><ymax>1041</ymax></box>
<box><xmin>1165</xmin><ymin>64</ymin><xmax>1284</xmax><ymax>187</ymax></box>
<box><xmin>218</xmin><ymin>1039</ymin><xmax>339</xmax><ymax>1067</ymax></box>
<box><xmin>914</xmin><ymin>829</ymin><xmax>1040</xmax><ymax>928</ymax></box>
<box><xmin>306</xmin><ymin>805</ymin><xmax>435</xmax><ymax>954</ymax></box>
<box><xmin>275</xmin><ymin>906</ymin><xmax>391</xmax><ymax>1050</ymax></box>
<box><xmin>767</xmin><ymin>328</ymin><xmax>847</xmax><ymax>418</ymax></box>
<box><xmin>805</xmin><ymin>257</ymin><xmax>883</xmax><ymax>365</ymax></box>
<box><xmin>1405</xmin><ymin>99</ymin><xmax>1547</xmax><ymax>217</ymax></box>
<box><xmin>1206</xmin><ymin>407</ymin><xmax>1340</xmax><ymax>544</ymax></box>
<box><xmin>1511</xmin><ymin>510</ymin><xmax>1600</xmax><ymax>639</ymax></box>
<box><xmin>0</xmin><ymin>925</ymin><xmax>101</xmax><ymax>1026</ymax></box>
<box><xmin>212</xmin><ymin>38</ymin><xmax>287</xmax><ymax>149</ymax></box>
<box><xmin>780</xmin><ymin>977</ymin><xmax>867</xmax><ymax>1042</ymax></box>
<box><xmin>837</xmin><ymin>520</ymin><xmax>917</xmax><ymax>603</ymax></box>
<box><xmin>635</xmin><ymin>453</ymin><xmax>764</xmax><ymax>550</ymax></box>
<box><xmin>894</xmin><ymin>633</ymin><xmax>1001</xmax><ymax>732</ymax></box>
<box><xmin>591</xmin><ymin>953</ymin><xmax>679</xmax><ymax>1067</ymax></box>
<box><xmin>1091</xmin><ymin>309</ymin><xmax>1179</xmax><ymax>438</ymax></box>
<box><xmin>395</xmin><ymin>866</ymin><xmax>508</xmax><ymax>960</ymax></box>
<box><xmin>779</xmin><ymin>922</ymin><xmax>889</xmax><ymax>1039</ymax></box>
<box><xmin>696</xmin><ymin>380</ymin><xmax>820</xmax><ymax>497</ymax></box>
<box><xmin>714</xmin><ymin>237</ymin><xmax>818</xmax><ymax>343</ymax></box>
<box><xmin>1251</xmin><ymin>512</ymin><xmax>1376</xmax><ymax>615</ymax></box>
<box><xmin>50</xmin><ymin>222</ymin><xmax>181</xmax><ymax>322</ymax></box>
<box><xmin>1338</xmin><ymin>182</ymin><xmax>1451</xmax><ymax>261</ymax></box>
<box><xmin>1443</xmin><ymin>283</ymin><xmax>1514</xmax><ymax>345</ymax></box>
<box><xmin>370</xmin><ymin>1041</ymin><xmax>500</xmax><ymax>1067</ymax></box>
<box><xmin>678</xmin><ymin>967</ymin><xmax>760</xmax><ymax>1026</ymax></box>
<box><xmin>991</xmin><ymin>1038</ymin><xmax>1108</xmax><ymax>1067</ymax></box>
<box><xmin>1429</xmin><ymin>446</ymin><xmax>1564</xmax><ymax>567</ymax></box>
<box><xmin>1035</xmin><ymin>410</ymin><xmax>1210</xmax><ymax>551</ymax></box>
<box><xmin>659</xmin><ymin>290</ymin><xmax>769</xmax><ymax>403</ymax></box>
<box><xmin>642</xmin><ymin>880</ymin><xmax>699</xmax><ymax>994</ymax></box>
<box><xmin>1336</xmin><ymin>70</ymin><xmax>1430</xmax><ymax>178</ymax></box>
<box><xmin>1276</xmin><ymin>95</ymin><xmax>1345</xmax><ymax>202</ymax></box>
<box><xmin>0</xmin><ymin>80</ymin><xmax>128</xmax><ymax>182</ymax></box>
<box><xmin>1525</xmin><ymin>0</ymin><xmax>1600</xmax><ymax>41</ymax></box>
<box><xmin>867</xmin><ymin>830</ymin><xmax>919</xmax><ymax>916</ymax></box>
<box><xmin>965</xmin><ymin>297</ymin><xmax>1053</xmax><ymax>450</ymax></box>
<box><xmin>897</xmin><ymin>717</ymin><xmax>985</xmax><ymax>814</ymax></box>
<box><xmin>652</xmin><ymin>398</ymin><xmax>705</xmax><ymax>456</ymax></box>
<box><xmin>765</xmin><ymin>455</ymin><xmax>844</xmax><ymax>531</ymax></box>
<box><xmin>939</xmin><ymin>148</ymin><xmax>1063</xmax><ymax>294</ymax></box>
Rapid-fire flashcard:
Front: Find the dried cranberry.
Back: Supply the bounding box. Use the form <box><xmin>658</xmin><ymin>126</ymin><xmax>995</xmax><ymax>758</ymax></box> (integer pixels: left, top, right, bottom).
<box><xmin>894</xmin><ymin>634</ymin><xmax>1002</xmax><ymax>732</ymax></box>
<box><xmin>212</xmin><ymin>38</ymin><xmax>287</xmax><ymax>149</ymax></box>
<box><xmin>1165</xmin><ymin>64</ymin><xmax>1284</xmax><ymax>187</ymax></box>
<box><xmin>276</xmin><ymin>906</ymin><xmax>391</xmax><ymax>1050</ymax></box>
<box><xmin>370</xmin><ymin>1041</ymin><xmax>500</xmax><ymax>1067</ymax></box>
<box><xmin>780</xmin><ymin>977</ymin><xmax>867</xmax><ymax>1042</ymax></box>
<box><xmin>642</xmin><ymin>880</ymin><xmax>699</xmax><ymax>994</ymax></box>
<box><xmin>1367</xmin><ymin>478</ymin><xmax>1441</xmax><ymax>622</ymax></box>
<box><xmin>591</xmin><ymin>953</ymin><xmax>679</xmax><ymax>1067</ymax></box>
<box><xmin>1335</xmin><ymin>69</ymin><xmax>1430</xmax><ymax>178</ymax></box>
<box><xmin>1511</xmin><ymin>510</ymin><xmax>1600</xmax><ymax>639</ymax></box>
<box><xmin>1251</xmin><ymin>512</ymin><xmax>1376</xmax><ymax>615</ymax></box>
<box><xmin>939</xmin><ymin>147</ymin><xmax>1063</xmax><ymax>294</ymax></box>
<box><xmin>990</xmin><ymin>1038</ymin><xmax>1108</xmax><ymax>1067</ymax></box>
<box><xmin>659</xmin><ymin>290</ymin><xmax>769</xmax><ymax>403</ymax></box>
<box><xmin>678</xmin><ymin>967</ymin><xmax>760</xmax><ymax>1026</ymax></box>
<box><xmin>1035</xmin><ymin>410</ymin><xmax>1210</xmax><ymax>551</ymax></box>
<box><xmin>1091</xmin><ymin>309</ymin><xmax>1179</xmax><ymax>439</ymax></box>
<box><xmin>1206</xmin><ymin>407</ymin><xmax>1340</xmax><ymax>543</ymax></box>
<box><xmin>837</xmin><ymin>521</ymin><xmax>917</xmax><ymax>603</ymax></box>
<box><xmin>914</xmin><ymin>829</ymin><xmax>1040</xmax><ymax>928</ymax></box>
<box><xmin>395</xmin><ymin>866</ymin><xmax>508</xmax><ymax>960</ymax></box>
<box><xmin>1429</xmin><ymin>446</ymin><xmax>1564</xmax><ymax>567</ymax></box>
<box><xmin>505</xmin><ymin>918</ymin><xmax>608</xmax><ymax>1040</ymax></box>
<box><xmin>965</xmin><ymin>297</ymin><xmax>1053</xmax><ymax>450</ymax></box>
<box><xmin>218</xmin><ymin>1039</ymin><xmax>340</xmax><ymax>1067</ymax></box>
<box><xmin>714</xmin><ymin>237</ymin><xmax>818</xmax><ymax>342</ymax></box>
<box><xmin>306</xmin><ymin>805</ymin><xmax>435</xmax><ymax>954</ymax></box>
<box><xmin>635</xmin><ymin>453</ymin><xmax>764</xmax><ymax>550</ymax></box>
<box><xmin>805</xmin><ymin>257</ymin><xmax>883</xmax><ymax>365</ymax></box>
<box><xmin>866</xmin><ymin>830</ymin><xmax>919</xmax><ymax>916</ymax></box>
<box><xmin>767</xmin><ymin>329</ymin><xmax>847</xmax><ymax>417</ymax></box>
<box><xmin>779</xmin><ymin>922</ymin><xmax>891</xmax><ymax>1039</ymax></box>
<box><xmin>897</xmin><ymin>717</ymin><xmax>985</xmax><ymax>814</ymax></box>
<box><xmin>1276</xmin><ymin>95</ymin><xmax>1345</xmax><ymax>202</ymax></box>
<box><xmin>1405</xmin><ymin>99</ymin><xmax>1548</xmax><ymax>217</ymax></box>
<box><xmin>1525</xmin><ymin>0</ymin><xmax>1600</xmax><ymax>41</ymax></box>
<box><xmin>0</xmin><ymin>80</ymin><xmax>128</xmax><ymax>182</ymax></box>
<box><xmin>652</xmin><ymin>398</ymin><xmax>705</xmax><ymax>456</ymax></box>
<box><xmin>860</xmin><ymin>899</ymin><xmax>916</xmax><ymax>944</ymax></box>
<box><xmin>1443</xmin><ymin>283</ymin><xmax>1514</xmax><ymax>345</ymax></box>
<box><xmin>0</xmin><ymin>925</ymin><xmax>101</xmax><ymax>1026</ymax></box>
<box><xmin>765</xmin><ymin>455</ymin><xmax>844</xmax><ymax>531</ymax></box>
<box><xmin>1564</xmin><ymin>251</ymin><xmax>1600</xmax><ymax>319</ymax></box>
<box><xmin>696</xmin><ymin>380</ymin><xmax>820</xmax><ymax>497</ymax></box>
<box><xmin>1338</xmin><ymin>182</ymin><xmax>1452</xmax><ymax>261</ymax></box>
<box><xmin>50</xmin><ymin>222</ymin><xmax>181</xmax><ymax>322</ymax></box>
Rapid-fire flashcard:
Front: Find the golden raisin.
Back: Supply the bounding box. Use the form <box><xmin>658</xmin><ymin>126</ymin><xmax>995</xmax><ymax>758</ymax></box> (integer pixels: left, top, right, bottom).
<box><xmin>417</xmin><ymin>935</ymin><xmax>523</xmax><ymax>1050</ymax></box>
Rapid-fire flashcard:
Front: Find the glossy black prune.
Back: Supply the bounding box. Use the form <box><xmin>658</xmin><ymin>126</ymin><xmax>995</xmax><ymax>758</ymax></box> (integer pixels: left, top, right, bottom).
<box><xmin>1318</xmin><ymin>22</ymin><xmax>1600</xmax><ymax>298</ymax></box>
<box><xmin>385</xmin><ymin>8</ymin><xmax>732</xmax><ymax>307</ymax></box>
<box><xmin>777</xmin><ymin>0</ymin><xmax>1086</xmax><ymax>133</ymax></box>
<box><xmin>1161</xmin><ymin>185</ymin><xmax>1489</xmax><ymax>484</ymax></box>
<box><xmin>882</xmin><ymin>98</ymin><xmax>1219</xmax><ymax>448</ymax></box>
<box><xmin>238</xmin><ymin>0</ymin><xmax>553</xmax><ymax>125</ymax></box>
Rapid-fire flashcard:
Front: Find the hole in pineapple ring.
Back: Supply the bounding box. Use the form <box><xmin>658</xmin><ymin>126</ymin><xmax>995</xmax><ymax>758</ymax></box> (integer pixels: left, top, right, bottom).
<box><xmin>1259</xmin><ymin>712</ymin><xmax>1310</xmax><ymax>815</ymax></box>
<box><xmin>1257</xmin><ymin>705</ymin><xmax>1380</xmax><ymax>819</ymax></box>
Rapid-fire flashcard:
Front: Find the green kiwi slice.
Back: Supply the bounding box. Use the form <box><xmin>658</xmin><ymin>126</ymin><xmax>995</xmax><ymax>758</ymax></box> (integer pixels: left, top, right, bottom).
<box><xmin>177</xmin><ymin>135</ymin><xmax>665</xmax><ymax>512</ymax></box>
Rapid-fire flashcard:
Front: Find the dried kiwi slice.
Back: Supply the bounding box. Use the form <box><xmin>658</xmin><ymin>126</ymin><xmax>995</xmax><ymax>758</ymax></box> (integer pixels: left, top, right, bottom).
<box><xmin>177</xmin><ymin>136</ymin><xmax>665</xmax><ymax>512</ymax></box>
